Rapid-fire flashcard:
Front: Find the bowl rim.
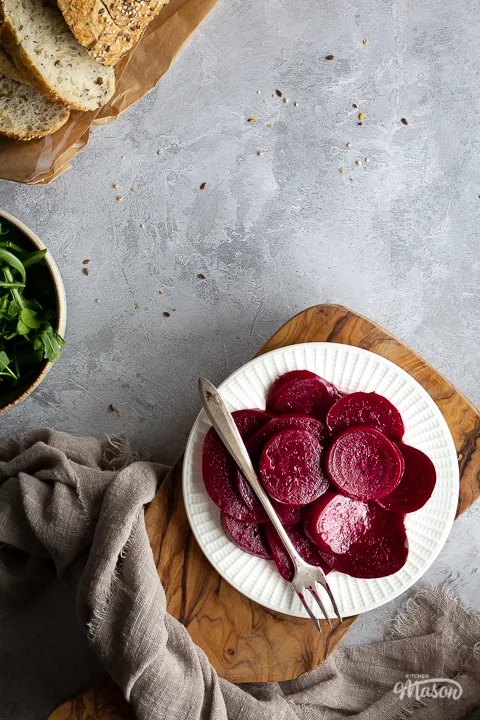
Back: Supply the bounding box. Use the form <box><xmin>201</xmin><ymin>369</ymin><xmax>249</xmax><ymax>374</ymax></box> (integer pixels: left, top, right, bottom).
<box><xmin>0</xmin><ymin>209</ymin><xmax>67</xmax><ymax>413</ymax></box>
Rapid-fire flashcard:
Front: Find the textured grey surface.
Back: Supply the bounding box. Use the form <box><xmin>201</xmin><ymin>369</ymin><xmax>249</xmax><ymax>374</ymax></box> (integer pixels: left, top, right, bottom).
<box><xmin>0</xmin><ymin>0</ymin><xmax>479</xmax><ymax>717</ymax></box>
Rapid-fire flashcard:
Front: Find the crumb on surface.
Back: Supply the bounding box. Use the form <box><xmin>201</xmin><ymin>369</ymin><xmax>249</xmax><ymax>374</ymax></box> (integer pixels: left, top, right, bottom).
<box><xmin>82</xmin><ymin>259</ymin><xmax>90</xmax><ymax>264</ymax></box>
<box><xmin>95</xmin><ymin>298</ymin><xmax>100</xmax><ymax>302</ymax></box>
<box><xmin>339</xmin><ymin>168</ymin><xmax>345</xmax><ymax>173</ymax></box>
<box><xmin>267</xmin><ymin>123</ymin><xmax>273</xmax><ymax>128</ymax></box>
<box><xmin>135</xmin><ymin>304</ymin><xmax>142</xmax><ymax>309</ymax></box>
<box><xmin>163</xmin><ymin>311</ymin><xmax>171</xmax><ymax>317</ymax></box>
<box><xmin>284</xmin><ymin>97</ymin><xmax>289</xmax><ymax>103</ymax></box>
<box><xmin>247</xmin><ymin>117</ymin><xmax>257</xmax><ymax>123</ymax></box>
<box><xmin>401</xmin><ymin>117</ymin><xmax>408</xmax><ymax>125</ymax></box>
<box><xmin>197</xmin><ymin>273</ymin><xmax>206</xmax><ymax>279</ymax></box>
<box><xmin>325</xmin><ymin>54</ymin><xmax>334</xmax><ymax>60</ymax></box>
<box><xmin>363</xmin><ymin>39</ymin><xmax>368</xmax><ymax>44</ymax></box>
<box><xmin>157</xmin><ymin>150</ymin><xmax>163</xmax><ymax>155</ymax></box>
<box><xmin>140</xmin><ymin>223</ymin><xmax>145</xmax><ymax>228</ymax></box>
<box><xmin>358</xmin><ymin>112</ymin><xmax>365</xmax><ymax>121</ymax></box>
<box><xmin>113</xmin><ymin>183</ymin><xmax>119</xmax><ymax>188</ymax></box>
<box><xmin>276</xmin><ymin>89</ymin><xmax>283</xmax><ymax>97</ymax></box>
<box><xmin>117</xmin><ymin>195</ymin><xmax>123</xmax><ymax>201</ymax></box>
<box><xmin>200</xmin><ymin>182</ymin><xmax>207</xmax><ymax>190</ymax></box>
<box><xmin>83</xmin><ymin>267</ymin><xmax>89</xmax><ymax>276</ymax></box>
<box><xmin>257</xmin><ymin>150</ymin><xmax>264</xmax><ymax>156</ymax></box>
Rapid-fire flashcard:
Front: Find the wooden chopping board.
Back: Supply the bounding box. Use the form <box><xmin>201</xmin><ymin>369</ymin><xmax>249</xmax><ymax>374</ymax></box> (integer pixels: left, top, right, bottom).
<box><xmin>50</xmin><ymin>304</ymin><xmax>480</xmax><ymax>720</ymax></box>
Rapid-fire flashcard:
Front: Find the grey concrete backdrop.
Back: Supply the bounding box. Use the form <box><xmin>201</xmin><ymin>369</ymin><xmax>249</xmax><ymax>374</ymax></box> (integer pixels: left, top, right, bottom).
<box><xmin>0</xmin><ymin>0</ymin><xmax>479</xmax><ymax>717</ymax></box>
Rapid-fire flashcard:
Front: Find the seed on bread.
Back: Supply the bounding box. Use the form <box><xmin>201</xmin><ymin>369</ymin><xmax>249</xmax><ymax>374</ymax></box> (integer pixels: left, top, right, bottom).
<box><xmin>57</xmin><ymin>0</ymin><xmax>170</xmax><ymax>67</ymax></box>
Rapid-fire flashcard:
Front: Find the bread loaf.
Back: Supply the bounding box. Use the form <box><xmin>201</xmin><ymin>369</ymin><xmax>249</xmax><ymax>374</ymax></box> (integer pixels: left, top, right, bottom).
<box><xmin>57</xmin><ymin>0</ymin><xmax>169</xmax><ymax>66</ymax></box>
<box><xmin>0</xmin><ymin>73</ymin><xmax>70</xmax><ymax>139</ymax></box>
<box><xmin>0</xmin><ymin>0</ymin><xmax>115</xmax><ymax>111</ymax></box>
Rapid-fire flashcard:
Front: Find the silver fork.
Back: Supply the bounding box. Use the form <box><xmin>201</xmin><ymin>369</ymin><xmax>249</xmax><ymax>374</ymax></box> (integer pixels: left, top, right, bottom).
<box><xmin>198</xmin><ymin>377</ymin><xmax>343</xmax><ymax>632</ymax></box>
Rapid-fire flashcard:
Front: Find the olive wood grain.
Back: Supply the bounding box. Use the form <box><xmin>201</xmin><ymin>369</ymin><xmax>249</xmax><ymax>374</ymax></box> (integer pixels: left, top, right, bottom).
<box><xmin>49</xmin><ymin>304</ymin><xmax>479</xmax><ymax>720</ymax></box>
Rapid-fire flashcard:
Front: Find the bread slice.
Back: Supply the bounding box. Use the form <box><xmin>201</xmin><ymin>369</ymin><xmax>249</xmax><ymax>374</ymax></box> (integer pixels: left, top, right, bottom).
<box><xmin>0</xmin><ymin>73</ymin><xmax>70</xmax><ymax>139</ymax></box>
<box><xmin>0</xmin><ymin>44</ymin><xmax>25</xmax><ymax>83</ymax></box>
<box><xmin>0</xmin><ymin>0</ymin><xmax>115</xmax><ymax>111</ymax></box>
<box><xmin>57</xmin><ymin>0</ymin><xmax>170</xmax><ymax>67</ymax></box>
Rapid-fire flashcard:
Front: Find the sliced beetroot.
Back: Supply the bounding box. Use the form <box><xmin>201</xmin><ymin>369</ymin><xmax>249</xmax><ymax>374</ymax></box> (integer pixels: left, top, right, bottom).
<box><xmin>267</xmin><ymin>370</ymin><xmax>343</xmax><ymax>408</ymax></box>
<box><xmin>235</xmin><ymin>414</ymin><xmax>328</xmax><ymax>510</ymax></box>
<box><xmin>377</xmin><ymin>443</ymin><xmax>436</xmax><ymax>513</ymax></box>
<box><xmin>202</xmin><ymin>409</ymin><xmax>271</xmax><ymax>523</ymax></box>
<box><xmin>267</xmin><ymin>375</ymin><xmax>338</xmax><ymax>421</ymax></box>
<box><xmin>265</xmin><ymin>523</ymin><xmax>331</xmax><ymax>581</ymax></box>
<box><xmin>326</xmin><ymin>426</ymin><xmax>404</xmax><ymax>501</ymax></box>
<box><xmin>304</xmin><ymin>491</ymin><xmax>408</xmax><ymax>578</ymax></box>
<box><xmin>271</xmin><ymin>501</ymin><xmax>304</xmax><ymax>526</ymax></box>
<box><xmin>326</xmin><ymin>391</ymin><xmax>405</xmax><ymax>441</ymax></box>
<box><xmin>221</xmin><ymin>514</ymin><xmax>272</xmax><ymax>558</ymax></box>
<box><xmin>230</xmin><ymin>408</ymin><xmax>273</xmax><ymax>439</ymax></box>
<box><xmin>259</xmin><ymin>428</ymin><xmax>329</xmax><ymax>506</ymax></box>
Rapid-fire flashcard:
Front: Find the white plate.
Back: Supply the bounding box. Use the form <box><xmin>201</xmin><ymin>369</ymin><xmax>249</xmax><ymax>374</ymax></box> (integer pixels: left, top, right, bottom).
<box><xmin>183</xmin><ymin>343</ymin><xmax>459</xmax><ymax>618</ymax></box>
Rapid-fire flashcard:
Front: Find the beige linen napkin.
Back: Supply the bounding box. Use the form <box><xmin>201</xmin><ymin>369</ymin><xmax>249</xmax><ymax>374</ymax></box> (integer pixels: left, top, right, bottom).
<box><xmin>0</xmin><ymin>429</ymin><xmax>478</xmax><ymax>719</ymax></box>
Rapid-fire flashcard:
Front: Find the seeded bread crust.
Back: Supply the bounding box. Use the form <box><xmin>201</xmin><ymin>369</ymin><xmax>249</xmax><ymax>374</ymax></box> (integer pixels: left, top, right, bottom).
<box><xmin>0</xmin><ymin>0</ymin><xmax>115</xmax><ymax>111</ymax></box>
<box><xmin>0</xmin><ymin>45</ymin><xmax>25</xmax><ymax>84</ymax></box>
<box><xmin>0</xmin><ymin>73</ymin><xmax>70</xmax><ymax>140</ymax></box>
<box><xmin>57</xmin><ymin>0</ymin><xmax>170</xmax><ymax>66</ymax></box>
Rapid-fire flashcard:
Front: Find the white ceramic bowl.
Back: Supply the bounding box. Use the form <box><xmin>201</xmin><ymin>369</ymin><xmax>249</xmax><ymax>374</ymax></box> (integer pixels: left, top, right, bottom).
<box><xmin>183</xmin><ymin>342</ymin><xmax>459</xmax><ymax>618</ymax></box>
<box><xmin>0</xmin><ymin>210</ymin><xmax>67</xmax><ymax>413</ymax></box>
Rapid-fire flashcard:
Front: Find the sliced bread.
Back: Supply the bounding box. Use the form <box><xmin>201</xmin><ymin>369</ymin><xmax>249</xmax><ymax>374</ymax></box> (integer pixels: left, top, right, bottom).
<box><xmin>0</xmin><ymin>73</ymin><xmax>70</xmax><ymax>139</ymax></box>
<box><xmin>0</xmin><ymin>0</ymin><xmax>115</xmax><ymax>111</ymax></box>
<box><xmin>57</xmin><ymin>0</ymin><xmax>170</xmax><ymax>67</ymax></box>
<box><xmin>0</xmin><ymin>44</ymin><xmax>25</xmax><ymax>83</ymax></box>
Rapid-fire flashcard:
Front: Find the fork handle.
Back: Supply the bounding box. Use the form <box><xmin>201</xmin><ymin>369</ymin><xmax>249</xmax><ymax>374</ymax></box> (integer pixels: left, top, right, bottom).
<box><xmin>198</xmin><ymin>378</ymin><xmax>303</xmax><ymax>566</ymax></box>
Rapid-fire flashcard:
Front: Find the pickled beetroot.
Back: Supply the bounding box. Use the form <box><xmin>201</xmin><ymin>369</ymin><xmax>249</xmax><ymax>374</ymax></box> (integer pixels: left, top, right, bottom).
<box><xmin>260</xmin><ymin>429</ymin><xmax>329</xmax><ymax>505</ymax></box>
<box><xmin>377</xmin><ymin>443</ymin><xmax>436</xmax><ymax>513</ymax></box>
<box><xmin>326</xmin><ymin>392</ymin><xmax>405</xmax><ymax>441</ymax></box>
<box><xmin>221</xmin><ymin>514</ymin><xmax>272</xmax><ymax>558</ymax></box>
<box><xmin>236</xmin><ymin>414</ymin><xmax>328</xmax><ymax>510</ymax></box>
<box><xmin>229</xmin><ymin>409</ymin><xmax>273</xmax><ymax>438</ymax></box>
<box><xmin>304</xmin><ymin>491</ymin><xmax>408</xmax><ymax>578</ymax></box>
<box><xmin>266</xmin><ymin>373</ymin><xmax>340</xmax><ymax>421</ymax></box>
<box><xmin>271</xmin><ymin>501</ymin><xmax>304</xmax><ymax>525</ymax></box>
<box><xmin>326</xmin><ymin>426</ymin><xmax>404</xmax><ymax>501</ymax></box>
<box><xmin>202</xmin><ymin>409</ymin><xmax>272</xmax><ymax>523</ymax></box>
<box><xmin>267</xmin><ymin>370</ymin><xmax>342</xmax><ymax>409</ymax></box>
<box><xmin>265</xmin><ymin>523</ymin><xmax>331</xmax><ymax>581</ymax></box>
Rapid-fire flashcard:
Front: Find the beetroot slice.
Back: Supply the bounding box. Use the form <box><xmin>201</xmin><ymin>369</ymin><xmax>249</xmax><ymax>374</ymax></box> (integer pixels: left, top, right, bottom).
<box><xmin>326</xmin><ymin>426</ymin><xmax>404</xmax><ymax>501</ymax></box>
<box><xmin>304</xmin><ymin>491</ymin><xmax>408</xmax><ymax>578</ymax></box>
<box><xmin>267</xmin><ymin>370</ymin><xmax>343</xmax><ymax>408</ymax></box>
<box><xmin>221</xmin><ymin>514</ymin><xmax>272</xmax><ymax>558</ymax></box>
<box><xmin>230</xmin><ymin>409</ymin><xmax>273</xmax><ymax>438</ymax></box>
<box><xmin>267</xmin><ymin>375</ymin><xmax>338</xmax><ymax>421</ymax></box>
<box><xmin>260</xmin><ymin>428</ymin><xmax>329</xmax><ymax>506</ymax></box>
<box><xmin>377</xmin><ymin>443</ymin><xmax>436</xmax><ymax>513</ymax></box>
<box><xmin>235</xmin><ymin>414</ymin><xmax>328</xmax><ymax>510</ymax></box>
<box><xmin>326</xmin><ymin>392</ymin><xmax>405</xmax><ymax>441</ymax></box>
<box><xmin>202</xmin><ymin>409</ymin><xmax>271</xmax><ymax>523</ymax></box>
<box><xmin>271</xmin><ymin>501</ymin><xmax>304</xmax><ymax>526</ymax></box>
<box><xmin>266</xmin><ymin>523</ymin><xmax>331</xmax><ymax>581</ymax></box>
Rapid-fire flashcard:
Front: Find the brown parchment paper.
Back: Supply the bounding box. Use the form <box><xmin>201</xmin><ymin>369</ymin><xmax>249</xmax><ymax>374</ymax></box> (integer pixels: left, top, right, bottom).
<box><xmin>0</xmin><ymin>0</ymin><xmax>219</xmax><ymax>185</ymax></box>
